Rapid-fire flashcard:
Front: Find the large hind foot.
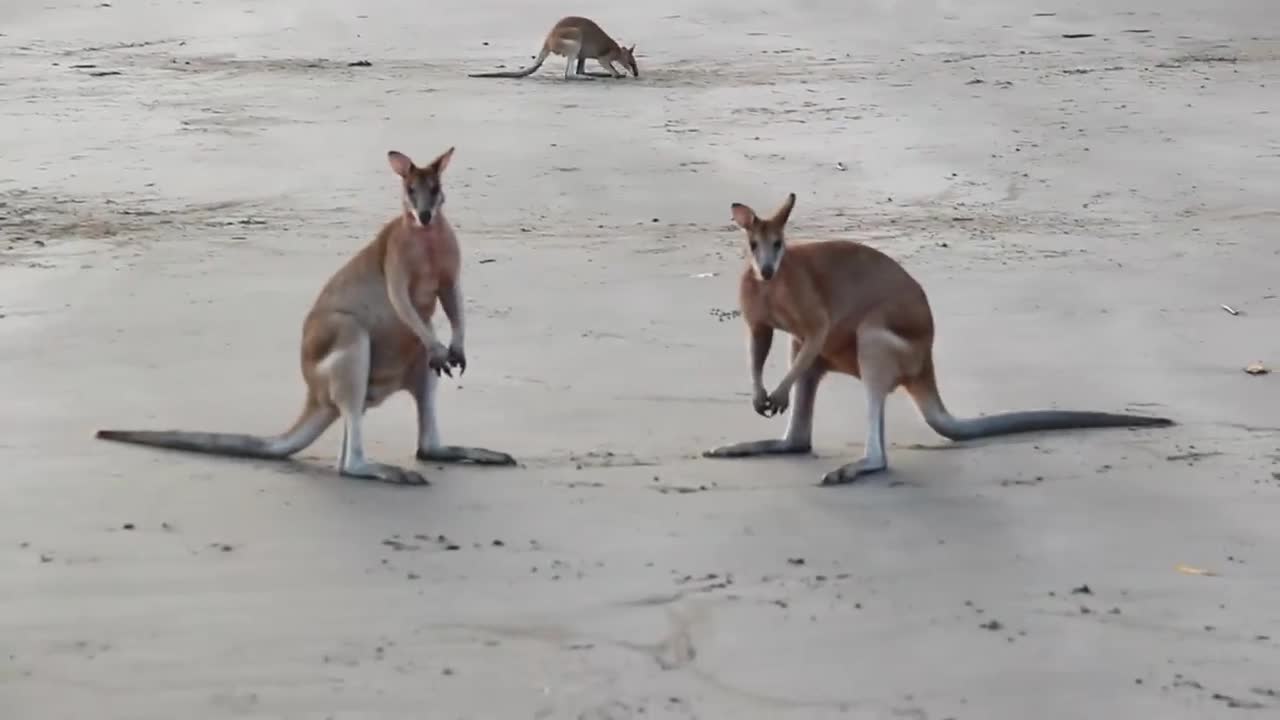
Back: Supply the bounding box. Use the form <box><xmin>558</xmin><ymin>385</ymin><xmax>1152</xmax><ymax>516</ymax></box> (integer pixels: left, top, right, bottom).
<box><xmin>417</xmin><ymin>446</ymin><xmax>517</xmax><ymax>466</ymax></box>
<box><xmin>341</xmin><ymin>462</ymin><xmax>429</xmax><ymax>486</ymax></box>
<box><xmin>703</xmin><ymin>439</ymin><xmax>811</xmax><ymax>459</ymax></box>
<box><xmin>819</xmin><ymin>457</ymin><xmax>887</xmax><ymax>486</ymax></box>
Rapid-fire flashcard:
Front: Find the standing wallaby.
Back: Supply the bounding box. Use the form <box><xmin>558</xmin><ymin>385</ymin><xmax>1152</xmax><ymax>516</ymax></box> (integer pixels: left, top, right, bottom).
<box><xmin>703</xmin><ymin>193</ymin><xmax>1173</xmax><ymax>486</ymax></box>
<box><xmin>468</xmin><ymin>16</ymin><xmax>639</xmax><ymax>80</ymax></box>
<box><xmin>96</xmin><ymin>147</ymin><xmax>517</xmax><ymax>485</ymax></box>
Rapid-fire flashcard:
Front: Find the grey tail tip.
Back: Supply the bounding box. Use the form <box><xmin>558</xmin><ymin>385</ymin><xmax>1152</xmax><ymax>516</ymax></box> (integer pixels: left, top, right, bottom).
<box><xmin>1128</xmin><ymin>413</ymin><xmax>1175</xmax><ymax>427</ymax></box>
<box><xmin>97</xmin><ymin>429</ymin><xmax>160</xmax><ymax>444</ymax></box>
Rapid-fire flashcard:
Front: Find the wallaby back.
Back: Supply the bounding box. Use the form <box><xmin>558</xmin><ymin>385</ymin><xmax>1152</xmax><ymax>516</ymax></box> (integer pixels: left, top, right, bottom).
<box><xmin>550</xmin><ymin>16</ymin><xmax>621</xmax><ymax>55</ymax></box>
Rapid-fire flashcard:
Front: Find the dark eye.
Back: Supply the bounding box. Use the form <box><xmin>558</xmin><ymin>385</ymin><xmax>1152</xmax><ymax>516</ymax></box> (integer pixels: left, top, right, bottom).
<box><xmin>749</xmin><ymin>240</ymin><xmax>758</xmax><ymax>250</ymax></box>
<box><xmin>773</xmin><ymin>241</ymin><xmax>782</xmax><ymax>249</ymax></box>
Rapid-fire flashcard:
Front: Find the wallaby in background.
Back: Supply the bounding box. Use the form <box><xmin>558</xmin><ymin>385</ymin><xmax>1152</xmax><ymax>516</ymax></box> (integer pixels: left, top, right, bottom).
<box><xmin>96</xmin><ymin>147</ymin><xmax>517</xmax><ymax>485</ymax></box>
<box><xmin>469</xmin><ymin>16</ymin><xmax>639</xmax><ymax>80</ymax></box>
<box><xmin>703</xmin><ymin>193</ymin><xmax>1173</xmax><ymax>485</ymax></box>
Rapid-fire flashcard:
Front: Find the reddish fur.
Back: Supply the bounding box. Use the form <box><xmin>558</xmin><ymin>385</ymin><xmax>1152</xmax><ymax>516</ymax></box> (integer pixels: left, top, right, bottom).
<box><xmin>300</xmin><ymin>158</ymin><xmax>459</xmax><ymax>410</ymax></box>
<box><xmin>471</xmin><ymin>15</ymin><xmax>638</xmax><ymax>78</ymax></box>
<box><xmin>544</xmin><ymin>16</ymin><xmax>632</xmax><ymax>60</ymax></box>
<box><xmin>738</xmin><ymin>230</ymin><xmax>938</xmax><ymax>396</ymax></box>
<box><xmin>93</xmin><ymin>145</ymin><xmax>518</xmax><ymax>479</ymax></box>
<box><xmin>726</xmin><ymin>194</ymin><xmax>1171</xmax><ymax>466</ymax></box>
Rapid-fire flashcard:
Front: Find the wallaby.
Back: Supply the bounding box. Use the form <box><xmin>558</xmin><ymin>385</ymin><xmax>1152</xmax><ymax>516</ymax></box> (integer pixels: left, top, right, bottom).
<box><xmin>468</xmin><ymin>16</ymin><xmax>639</xmax><ymax>81</ymax></box>
<box><xmin>703</xmin><ymin>193</ymin><xmax>1173</xmax><ymax>486</ymax></box>
<box><xmin>96</xmin><ymin>147</ymin><xmax>517</xmax><ymax>485</ymax></box>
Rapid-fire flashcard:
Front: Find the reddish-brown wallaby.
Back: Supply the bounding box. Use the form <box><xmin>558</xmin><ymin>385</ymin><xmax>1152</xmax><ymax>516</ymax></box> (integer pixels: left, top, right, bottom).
<box><xmin>469</xmin><ymin>16</ymin><xmax>639</xmax><ymax>80</ymax></box>
<box><xmin>96</xmin><ymin>147</ymin><xmax>516</xmax><ymax>485</ymax></box>
<box><xmin>703</xmin><ymin>192</ymin><xmax>1173</xmax><ymax>485</ymax></box>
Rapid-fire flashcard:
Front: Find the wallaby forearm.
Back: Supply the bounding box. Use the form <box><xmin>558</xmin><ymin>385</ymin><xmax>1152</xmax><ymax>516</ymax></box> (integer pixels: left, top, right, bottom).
<box><xmin>749</xmin><ymin>325</ymin><xmax>773</xmax><ymax>391</ymax></box>
<box><xmin>440</xmin><ymin>283</ymin><xmax>466</xmax><ymax>347</ymax></box>
<box><xmin>385</xmin><ymin>246</ymin><xmax>441</xmax><ymax>349</ymax></box>
<box><xmin>773</xmin><ymin>322</ymin><xmax>829</xmax><ymax>394</ymax></box>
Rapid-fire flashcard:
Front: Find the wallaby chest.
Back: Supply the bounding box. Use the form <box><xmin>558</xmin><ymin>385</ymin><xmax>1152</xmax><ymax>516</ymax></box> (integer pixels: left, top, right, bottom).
<box><xmin>399</xmin><ymin>221</ymin><xmax>460</xmax><ymax>312</ymax></box>
<box><xmin>740</xmin><ymin>269</ymin><xmax>812</xmax><ymax>339</ymax></box>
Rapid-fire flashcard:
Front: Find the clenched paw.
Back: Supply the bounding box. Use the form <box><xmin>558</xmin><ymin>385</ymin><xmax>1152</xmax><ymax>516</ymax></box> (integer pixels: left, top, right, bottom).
<box><xmin>446</xmin><ymin>343</ymin><xmax>467</xmax><ymax>376</ymax></box>
<box><xmin>752</xmin><ymin>386</ymin><xmax>790</xmax><ymax>417</ymax></box>
<box><xmin>427</xmin><ymin>342</ymin><xmax>453</xmax><ymax>378</ymax></box>
<box><xmin>765</xmin><ymin>388</ymin><xmax>790</xmax><ymax>416</ymax></box>
<box><xmin>752</xmin><ymin>387</ymin><xmax>772</xmax><ymax>417</ymax></box>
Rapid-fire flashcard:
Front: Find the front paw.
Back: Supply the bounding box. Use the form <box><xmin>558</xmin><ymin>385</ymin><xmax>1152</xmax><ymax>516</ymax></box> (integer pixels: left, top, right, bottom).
<box><xmin>765</xmin><ymin>387</ymin><xmax>790</xmax><ymax>416</ymax></box>
<box><xmin>427</xmin><ymin>342</ymin><xmax>453</xmax><ymax>377</ymax></box>
<box><xmin>752</xmin><ymin>387</ymin><xmax>772</xmax><ymax>417</ymax></box>
<box><xmin>751</xmin><ymin>386</ymin><xmax>789</xmax><ymax>417</ymax></box>
<box><xmin>446</xmin><ymin>343</ymin><xmax>467</xmax><ymax>376</ymax></box>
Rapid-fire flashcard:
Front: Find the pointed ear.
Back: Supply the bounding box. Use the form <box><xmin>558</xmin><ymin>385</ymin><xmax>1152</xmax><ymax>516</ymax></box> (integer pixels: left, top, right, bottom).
<box><xmin>628</xmin><ymin>44</ymin><xmax>636</xmax><ymax>53</ymax></box>
<box><xmin>428</xmin><ymin>146</ymin><xmax>456</xmax><ymax>175</ymax></box>
<box><xmin>771</xmin><ymin>192</ymin><xmax>796</xmax><ymax>226</ymax></box>
<box><xmin>387</xmin><ymin>151</ymin><xmax>414</xmax><ymax>178</ymax></box>
<box><xmin>730</xmin><ymin>203</ymin><xmax>758</xmax><ymax>229</ymax></box>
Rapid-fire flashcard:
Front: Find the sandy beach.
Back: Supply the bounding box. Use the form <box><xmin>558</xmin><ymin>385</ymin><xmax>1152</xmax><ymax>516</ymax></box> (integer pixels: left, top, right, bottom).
<box><xmin>2</xmin><ymin>0</ymin><xmax>1278</xmax><ymax>717</ymax></box>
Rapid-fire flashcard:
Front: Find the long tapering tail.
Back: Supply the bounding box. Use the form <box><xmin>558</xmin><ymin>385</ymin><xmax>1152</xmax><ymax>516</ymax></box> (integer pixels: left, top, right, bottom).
<box><xmin>95</xmin><ymin>402</ymin><xmax>337</xmax><ymax>460</ymax></box>
<box><xmin>468</xmin><ymin>48</ymin><xmax>549</xmax><ymax>78</ymax></box>
<box><xmin>905</xmin><ymin>360</ymin><xmax>1173</xmax><ymax>441</ymax></box>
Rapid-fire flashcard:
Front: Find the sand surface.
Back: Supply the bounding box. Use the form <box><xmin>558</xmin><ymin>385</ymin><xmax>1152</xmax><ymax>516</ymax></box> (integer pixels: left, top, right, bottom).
<box><xmin>2</xmin><ymin>1</ymin><xmax>1279</xmax><ymax>718</ymax></box>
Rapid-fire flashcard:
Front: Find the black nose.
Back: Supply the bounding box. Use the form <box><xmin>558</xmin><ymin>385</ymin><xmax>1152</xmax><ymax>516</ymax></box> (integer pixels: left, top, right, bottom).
<box><xmin>760</xmin><ymin>266</ymin><xmax>774</xmax><ymax>280</ymax></box>
<box><xmin>417</xmin><ymin>210</ymin><xmax>432</xmax><ymax>224</ymax></box>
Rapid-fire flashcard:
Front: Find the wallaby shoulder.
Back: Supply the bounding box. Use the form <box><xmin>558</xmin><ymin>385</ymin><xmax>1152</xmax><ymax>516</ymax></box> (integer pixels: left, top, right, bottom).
<box><xmin>299</xmin><ymin>216</ymin><xmax>398</xmax><ymax>361</ymax></box>
<box><xmin>793</xmin><ymin>239</ymin><xmax>923</xmax><ymax>297</ymax></box>
<box><xmin>796</xmin><ymin>239</ymin><xmax>931</xmax><ymax>335</ymax></box>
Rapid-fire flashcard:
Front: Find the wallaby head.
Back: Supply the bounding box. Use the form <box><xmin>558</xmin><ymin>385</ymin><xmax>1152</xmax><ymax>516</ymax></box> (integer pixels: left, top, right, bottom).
<box><xmin>730</xmin><ymin>192</ymin><xmax>796</xmax><ymax>281</ymax></box>
<box><xmin>387</xmin><ymin>147</ymin><xmax>455</xmax><ymax>227</ymax></box>
<box><xmin>618</xmin><ymin>44</ymin><xmax>639</xmax><ymax>77</ymax></box>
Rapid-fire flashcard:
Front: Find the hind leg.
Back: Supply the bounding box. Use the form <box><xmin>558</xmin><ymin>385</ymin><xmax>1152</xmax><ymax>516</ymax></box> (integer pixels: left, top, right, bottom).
<box><xmin>820</xmin><ymin>330</ymin><xmax>905</xmax><ymax>486</ymax></box>
<box><xmin>704</xmin><ymin>340</ymin><xmax>827</xmax><ymax>459</ymax></box>
<box><xmin>819</xmin><ymin>382</ymin><xmax>889</xmax><ymax>485</ymax></box>
<box><xmin>411</xmin><ymin>360</ymin><xmax>516</xmax><ymax>466</ymax></box>
<box><xmin>563</xmin><ymin>44</ymin><xmax>594</xmax><ymax>80</ymax></box>
<box><xmin>322</xmin><ymin>326</ymin><xmax>428</xmax><ymax>485</ymax></box>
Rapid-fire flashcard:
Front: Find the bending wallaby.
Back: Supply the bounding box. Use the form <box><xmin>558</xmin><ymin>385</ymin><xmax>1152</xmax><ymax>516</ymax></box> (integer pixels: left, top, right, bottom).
<box><xmin>96</xmin><ymin>147</ymin><xmax>516</xmax><ymax>485</ymax></box>
<box><xmin>703</xmin><ymin>193</ymin><xmax>1173</xmax><ymax>486</ymax></box>
<box><xmin>468</xmin><ymin>16</ymin><xmax>639</xmax><ymax>80</ymax></box>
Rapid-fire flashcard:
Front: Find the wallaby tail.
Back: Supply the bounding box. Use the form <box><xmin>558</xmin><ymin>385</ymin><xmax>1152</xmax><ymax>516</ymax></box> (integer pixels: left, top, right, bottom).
<box><xmin>95</xmin><ymin>401</ymin><xmax>337</xmax><ymax>460</ymax></box>
<box><xmin>468</xmin><ymin>48</ymin><xmax>549</xmax><ymax>78</ymax></box>
<box><xmin>904</xmin><ymin>358</ymin><xmax>1173</xmax><ymax>442</ymax></box>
